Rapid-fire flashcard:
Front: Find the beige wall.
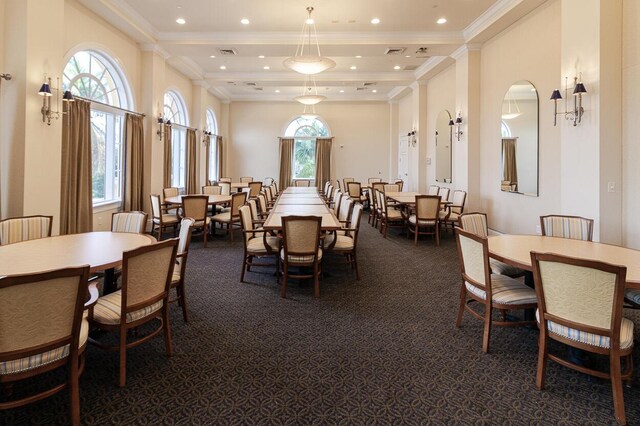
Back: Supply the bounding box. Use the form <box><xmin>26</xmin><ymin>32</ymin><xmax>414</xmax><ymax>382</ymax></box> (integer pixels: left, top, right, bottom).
<box><xmin>228</xmin><ymin>101</ymin><xmax>391</xmax><ymax>184</ymax></box>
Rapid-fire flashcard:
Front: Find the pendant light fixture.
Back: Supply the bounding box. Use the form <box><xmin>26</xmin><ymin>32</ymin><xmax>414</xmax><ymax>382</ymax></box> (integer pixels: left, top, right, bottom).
<box><xmin>502</xmin><ymin>88</ymin><xmax>521</xmax><ymax>120</ymax></box>
<box><xmin>283</xmin><ymin>6</ymin><xmax>336</xmax><ymax>75</ymax></box>
<box><xmin>294</xmin><ymin>75</ymin><xmax>326</xmax><ymax>105</ymax></box>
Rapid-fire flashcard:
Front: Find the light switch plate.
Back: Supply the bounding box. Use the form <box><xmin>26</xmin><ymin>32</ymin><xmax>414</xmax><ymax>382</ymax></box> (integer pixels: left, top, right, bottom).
<box><xmin>426</xmin><ymin>157</ymin><xmax>431</xmax><ymax>165</ymax></box>
<box><xmin>608</xmin><ymin>182</ymin><xmax>615</xmax><ymax>193</ymax></box>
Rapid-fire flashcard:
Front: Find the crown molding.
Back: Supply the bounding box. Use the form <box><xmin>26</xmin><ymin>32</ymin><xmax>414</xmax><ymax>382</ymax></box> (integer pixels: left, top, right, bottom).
<box><xmin>387</xmin><ymin>86</ymin><xmax>411</xmax><ymax>101</ymax></box>
<box><xmin>208</xmin><ymin>86</ymin><xmax>231</xmax><ymax>102</ymax></box>
<box><xmin>139</xmin><ymin>43</ymin><xmax>171</xmax><ymax>59</ymax></box>
<box><xmin>166</xmin><ymin>56</ymin><xmax>205</xmax><ymax>81</ymax></box>
<box><xmin>463</xmin><ymin>0</ymin><xmax>523</xmax><ymax>42</ymax></box>
<box><xmin>78</xmin><ymin>0</ymin><xmax>158</xmax><ymax>44</ymax></box>
<box><xmin>193</xmin><ymin>79</ymin><xmax>210</xmax><ymax>89</ymax></box>
<box><xmin>203</xmin><ymin>71</ymin><xmax>416</xmax><ymax>86</ymax></box>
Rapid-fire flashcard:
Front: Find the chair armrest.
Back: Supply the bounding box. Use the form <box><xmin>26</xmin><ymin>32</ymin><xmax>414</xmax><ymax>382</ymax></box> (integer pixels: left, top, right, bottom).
<box><xmin>85</xmin><ymin>283</ymin><xmax>100</xmax><ymax>309</ymax></box>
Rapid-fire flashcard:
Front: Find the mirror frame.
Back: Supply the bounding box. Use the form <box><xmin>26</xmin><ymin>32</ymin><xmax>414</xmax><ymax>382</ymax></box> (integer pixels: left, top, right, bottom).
<box><xmin>435</xmin><ymin>109</ymin><xmax>452</xmax><ymax>184</ymax></box>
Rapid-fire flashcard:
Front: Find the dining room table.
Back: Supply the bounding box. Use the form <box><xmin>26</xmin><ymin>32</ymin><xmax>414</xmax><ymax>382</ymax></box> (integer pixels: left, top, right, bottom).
<box><xmin>262</xmin><ymin>187</ymin><xmax>341</xmax><ymax>231</ymax></box>
<box><xmin>0</xmin><ymin>232</ymin><xmax>156</xmax><ymax>293</ymax></box>
<box><xmin>165</xmin><ymin>194</ymin><xmax>232</xmax><ymax>206</ymax></box>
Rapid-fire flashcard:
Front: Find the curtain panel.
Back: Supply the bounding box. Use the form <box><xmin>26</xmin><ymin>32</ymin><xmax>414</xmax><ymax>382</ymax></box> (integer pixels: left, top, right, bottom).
<box><xmin>502</xmin><ymin>138</ymin><xmax>518</xmax><ymax>191</ymax></box>
<box><xmin>186</xmin><ymin>129</ymin><xmax>197</xmax><ymax>194</ymax></box>
<box><xmin>315</xmin><ymin>137</ymin><xmax>333</xmax><ymax>189</ymax></box>
<box><xmin>278</xmin><ymin>138</ymin><xmax>294</xmax><ymax>190</ymax></box>
<box><xmin>60</xmin><ymin>99</ymin><xmax>93</xmax><ymax>234</ymax></box>
<box><xmin>124</xmin><ymin>113</ymin><xmax>144</xmax><ymax>211</ymax></box>
<box><xmin>204</xmin><ymin>134</ymin><xmax>211</xmax><ymax>184</ymax></box>
<box><xmin>216</xmin><ymin>135</ymin><xmax>223</xmax><ymax>182</ymax></box>
<box><xmin>163</xmin><ymin>124</ymin><xmax>172</xmax><ymax>189</ymax></box>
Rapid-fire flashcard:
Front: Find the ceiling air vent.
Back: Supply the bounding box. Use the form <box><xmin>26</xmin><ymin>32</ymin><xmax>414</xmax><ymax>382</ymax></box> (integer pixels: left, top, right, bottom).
<box><xmin>362</xmin><ymin>82</ymin><xmax>377</xmax><ymax>87</ymax></box>
<box><xmin>254</xmin><ymin>87</ymin><xmax>263</xmax><ymax>91</ymax></box>
<box><xmin>356</xmin><ymin>87</ymin><xmax>367</xmax><ymax>91</ymax></box>
<box><xmin>244</xmin><ymin>82</ymin><xmax>257</xmax><ymax>86</ymax></box>
<box><xmin>218</xmin><ymin>48</ymin><xmax>238</xmax><ymax>56</ymax></box>
<box><xmin>384</xmin><ymin>47</ymin><xmax>406</xmax><ymax>55</ymax></box>
<box><xmin>404</xmin><ymin>65</ymin><xmax>418</xmax><ymax>71</ymax></box>
<box><xmin>415</xmin><ymin>47</ymin><xmax>429</xmax><ymax>58</ymax></box>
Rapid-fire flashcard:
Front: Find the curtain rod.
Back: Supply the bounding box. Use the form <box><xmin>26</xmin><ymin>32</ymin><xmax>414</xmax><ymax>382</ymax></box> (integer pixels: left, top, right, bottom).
<box><xmin>73</xmin><ymin>95</ymin><xmax>146</xmax><ymax>117</ymax></box>
<box><xmin>169</xmin><ymin>122</ymin><xmax>199</xmax><ymax>132</ymax></box>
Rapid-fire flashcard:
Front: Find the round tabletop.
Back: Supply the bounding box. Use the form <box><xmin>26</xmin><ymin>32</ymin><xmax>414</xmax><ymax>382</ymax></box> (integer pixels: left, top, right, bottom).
<box><xmin>0</xmin><ymin>232</ymin><xmax>156</xmax><ymax>276</ymax></box>
<box><xmin>165</xmin><ymin>194</ymin><xmax>232</xmax><ymax>205</ymax></box>
<box><xmin>488</xmin><ymin>234</ymin><xmax>640</xmax><ymax>288</ymax></box>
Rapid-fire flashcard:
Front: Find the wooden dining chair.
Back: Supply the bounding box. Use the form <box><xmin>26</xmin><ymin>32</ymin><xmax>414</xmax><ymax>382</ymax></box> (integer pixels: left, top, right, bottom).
<box><xmin>369</xmin><ymin>182</ymin><xmax>387</xmax><ymax>228</ymax></box>
<box><xmin>343</xmin><ymin>177</ymin><xmax>354</xmax><ymax>189</ymax></box>
<box><xmin>368</xmin><ymin>177</ymin><xmax>382</xmax><ymax>184</ymax></box>
<box><xmin>0</xmin><ymin>266</ymin><xmax>95</xmax><ymax>426</ymax></box>
<box><xmin>530</xmin><ymin>252</ymin><xmax>633</xmax><ymax>425</ymax></box>
<box><xmin>440</xmin><ymin>190</ymin><xmax>467</xmax><ymax>233</ymax></box>
<box><xmin>240</xmin><ymin>177</ymin><xmax>253</xmax><ymax>183</ymax></box>
<box><xmin>202</xmin><ymin>185</ymin><xmax>222</xmax><ymax>195</ymax></box>
<box><xmin>89</xmin><ymin>239</ymin><xmax>178</xmax><ymax>387</ymax></box>
<box><xmin>407</xmin><ymin>195</ymin><xmax>440</xmax><ymax>246</ymax></box>
<box><xmin>211</xmin><ymin>192</ymin><xmax>247</xmax><ymax>241</ymax></box>
<box><xmin>111</xmin><ymin>211</ymin><xmax>147</xmax><ymax>234</ymax></box>
<box><xmin>0</xmin><ymin>215</ymin><xmax>53</xmax><ymax>246</ymax></box>
<box><xmin>326</xmin><ymin>203</ymin><xmax>364</xmax><ymax>280</ymax></box>
<box><xmin>346</xmin><ymin>182</ymin><xmax>368</xmax><ymax>204</ymax></box>
<box><xmin>162</xmin><ymin>187</ymin><xmax>180</xmax><ymax>215</ymax></box>
<box><xmin>150</xmin><ymin>194</ymin><xmax>179</xmax><ymax>240</ymax></box>
<box><xmin>427</xmin><ymin>185</ymin><xmax>440</xmax><ymax>195</ymax></box>
<box><xmin>219</xmin><ymin>177</ymin><xmax>232</xmax><ymax>183</ymax></box>
<box><xmin>379</xmin><ymin>189</ymin><xmax>405</xmax><ymax>238</ymax></box>
<box><xmin>239</xmin><ymin>205</ymin><xmax>280</xmax><ymax>283</ymax></box>
<box><xmin>539</xmin><ymin>214</ymin><xmax>594</xmax><ymax>241</ymax></box>
<box><xmin>181</xmin><ymin>195</ymin><xmax>210</xmax><ymax>247</ymax></box>
<box><xmin>295</xmin><ymin>180</ymin><xmax>311</xmax><ymax>187</ymax></box>
<box><xmin>169</xmin><ymin>218</ymin><xmax>194</xmax><ymax>323</ymax></box>
<box><xmin>455</xmin><ymin>228</ymin><xmax>537</xmax><ymax>353</ymax></box>
<box><xmin>218</xmin><ymin>182</ymin><xmax>231</xmax><ymax>196</ymax></box>
<box><xmin>280</xmin><ymin>215</ymin><xmax>323</xmax><ymax>298</ymax></box>
<box><xmin>394</xmin><ymin>180</ymin><xmax>404</xmax><ymax>191</ymax></box>
<box><xmin>248</xmin><ymin>181</ymin><xmax>263</xmax><ymax>199</ymax></box>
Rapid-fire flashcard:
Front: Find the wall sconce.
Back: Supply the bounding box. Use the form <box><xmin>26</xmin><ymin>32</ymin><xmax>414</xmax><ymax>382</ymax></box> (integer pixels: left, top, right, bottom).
<box><xmin>38</xmin><ymin>76</ymin><xmax>74</xmax><ymax>125</ymax></box>
<box><xmin>407</xmin><ymin>130</ymin><xmax>416</xmax><ymax>147</ymax></box>
<box><xmin>550</xmin><ymin>74</ymin><xmax>587</xmax><ymax>126</ymax></box>
<box><xmin>202</xmin><ymin>130</ymin><xmax>213</xmax><ymax>144</ymax></box>
<box><xmin>449</xmin><ymin>113</ymin><xmax>463</xmax><ymax>141</ymax></box>
<box><xmin>156</xmin><ymin>115</ymin><xmax>171</xmax><ymax>141</ymax></box>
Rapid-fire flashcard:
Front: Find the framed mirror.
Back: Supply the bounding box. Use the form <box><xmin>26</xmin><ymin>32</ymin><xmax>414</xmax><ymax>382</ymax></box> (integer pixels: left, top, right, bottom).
<box><xmin>435</xmin><ymin>109</ymin><xmax>452</xmax><ymax>183</ymax></box>
<box><xmin>500</xmin><ymin>80</ymin><xmax>539</xmax><ymax>196</ymax></box>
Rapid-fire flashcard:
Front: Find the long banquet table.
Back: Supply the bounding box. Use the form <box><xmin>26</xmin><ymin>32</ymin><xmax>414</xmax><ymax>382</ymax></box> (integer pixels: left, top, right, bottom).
<box><xmin>262</xmin><ymin>187</ymin><xmax>341</xmax><ymax>231</ymax></box>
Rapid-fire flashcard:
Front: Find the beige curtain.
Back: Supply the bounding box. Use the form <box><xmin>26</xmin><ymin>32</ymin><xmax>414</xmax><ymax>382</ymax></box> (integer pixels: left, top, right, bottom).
<box><xmin>502</xmin><ymin>138</ymin><xmax>518</xmax><ymax>191</ymax></box>
<box><xmin>60</xmin><ymin>99</ymin><xmax>93</xmax><ymax>235</ymax></box>
<box><xmin>216</xmin><ymin>135</ymin><xmax>223</xmax><ymax>182</ymax></box>
<box><xmin>279</xmin><ymin>138</ymin><xmax>294</xmax><ymax>190</ymax></box>
<box><xmin>186</xmin><ymin>128</ymin><xmax>197</xmax><ymax>194</ymax></box>
<box><xmin>163</xmin><ymin>124</ymin><xmax>172</xmax><ymax>188</ymax></box>
<box><xmin>124</xmin><ymin>113</ymin><xmax>144</xmax><ymax>211</ymax></box>
<box><xmin>204</xmin><ymin>134</ymin><xmax>211</xmax><ymax>184</ymax></box>
<box><xmin>315</xmin><ymin>137</ymin><xmax>333</xmax><ymax>189</ymax></box>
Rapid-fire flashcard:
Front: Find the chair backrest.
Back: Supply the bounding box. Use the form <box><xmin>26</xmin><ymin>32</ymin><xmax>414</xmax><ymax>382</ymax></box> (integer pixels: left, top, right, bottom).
<box><xmin>248</xmin><ymin>181</ymin><xmax>262</xmax><ymax>198</ymax></box>
<box><xmin>333</xmin><ymin>191</ymin><xmax>343</xmax><ymax>215</ymax></box>
<box><xmin>282</xmin><ymin>216</ymin><xmax>322</xmax><ymax>258</ymax></box>
<box><xmin>202</xmin><ymin>185</ymin><xmax>222</xmax><ymax>195</ymax></box>
<box><xmin>338</xmin><ymin>196</ymin><xmax>354</xmax><ymax>223</ymax></box>
<box><xmin>257</xmin><ymin>193</ymin><xmax>269</xmax><ymax>214</ymax></box>
<box><xmin>239</xmin><ymin>205</ymin><xmax>254</xmax><ymax>244</ymax></box>
<box><xmin>0</xmin><ymin>215</ymin><xmax>53</xmax><ymax>246</ymax></box>
<box><xmin>371</xmin><ymin>182</ymin><xmax>387</xmax><ymax>201</ymax></box>
<box><xmin>163</xmin><ymin>187</ymin><xmax>179</xmax><ymax>199</ymax></box>
<box><xmin>248</xmin><ymin>199</ymin><xmax>260</xmax><ymax>221</ymax></box>
<box><xmin>121</xmin><ymin>239</ymin><xmax>178</xmax><ymax>312</ymax></box>
<box><xmin>264</xmin><ymin>186</ymin><xmax>274</xmax><ymax>203</ymax></box>
<box><xmin>438</xmin><ymin>187</ymin><xmax>450</xmax><ymax>201</ymax></box>
<box><xmin>149</xmin><ymin>194</ymin><xmax>162</xmax><ymax>220</ymax></box>
<box><xmin>231</xmin><ymin>192</ymin><xmax>248</xmax><ymax>217</ymax></box>
<box><xmin>325</xmin><ymin>184</ymin><xmax>333</xmax><ymax>199</ymax></box>
<box><xmin>415</xmin><ymin>195</ymin><xmax>441</xmax><ymax>221</ymax></box>
<box><xmin>458</xmin><ymin>212</ymin><xmax>489</xmax><ymax>238</ymax></box>
<box><xmin>540</xmin><ymin>215</ymin><xmax>594</xmax><ymax>241</ymax></box>
<box><xmin>348</xmin><ymin>203</ymin><xmax>364</xmax><ymax>243</ymax></box>
<box><xmin>376</xmin><ymin>189</ymin><xmax>387</xmax><ymax>214</ymax></box>
<box><xmin>394</xmin><ymin>180</ymin><xmax>404</xmax><ymax>191</ymax></box>
<box><xmin>427</xmin><ymin>185</ymin><xmax>440</xmax><ymax>195</ymax></box>
<box><xmin>219</xmin><ymin>177</ymin><xmax>232</xmax><ymax>183</ymax></box>
<box><xmin>295</xmin><ymin>180</ymin><xmax>311</xmax><ymax>187</ymax></box>
<box><xmin>531</xmin><ymin>252</ymin><xmax>626</xmax><ymax>342</ymax></box>
<box><xmin>368</xmin><ymin>177</ymin><xmax>382</xmax><ymax>184</ymax></box>
<box><xmin>111</xmin><ymin>211</ymin><xmax>147</xmax><ymax>234</ymax></box>
<box><xmin>347</xmin><ymin>182</ymin><xmax>362</xmax><ymax>199</ymax></box>
<box><xmin>335</xmin><ymin>180</ymin><xmax>342</xmax><ymax>191</ymax></box>
<box><xmin>383</xmin><ymin>184</ymin><xmax>400</xmax><ymax>193</ymax></box>
<box><xmin>175</xmin><ymin>218</ymin><xmax>194</xmax><ymax>278</ymax></box>
<box><xmin>455</xmin><ymin>228</ymin><xmax>490</xmax><ymax>292</ymax></box>
<box><xmin>450</xmin><ymin>190</ymin><xmax>467</xmax><ymax>215</ymax></box>
<box><xmin>182</xmin><ymin>195</ymin><xmax>208</xmax><ymax>222</ymax></box>
<box><xmin>264</xmin><ymin>177</ymin><xmax>274</xmax><ymax>186</ymax></box>
<box><xmin>323</xmin><ymin>181</ymin><xmax>331</xmax><ymax>197</ymax></box>
<box><xmin>218</xmin><ymin>182</ymin><xmax>231</xmax><ymax>196</ymax></box>
<box><xmin>0</xmin><ymin>266</ymin><xmax>89</xmax><ymax>361</ymax></box>
<box><xmin>240</xmin><ymin>177</ymin><xmax>253</xmax><ymax>183</ymax></box>
<box><xmin>272</xmin><ymin>181</ymin><xmax>279</xmax><ymax>194</ymax></box>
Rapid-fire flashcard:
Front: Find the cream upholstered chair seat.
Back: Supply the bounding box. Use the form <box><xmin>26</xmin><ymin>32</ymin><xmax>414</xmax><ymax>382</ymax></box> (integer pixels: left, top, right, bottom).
<box><xmin>155</xmin><ymin>214</ymin><xmax>179</xmax><ymax>225</ymax></box>
<box><xmin>465</xmin><ymin>274</ymin><xmax>537</xmax><ymax>305</ymax></box>
<box><xmin>0</xmin><ymin>319</ymin><xmax>89</xmax><ymax>375</ymax></box>
<box><xmin>193</xmin><ymin>217</ymin><xmax>211</xmax><ymax>228</ymax></box>
<box><xmin>535</xmin><ymin>310</ymin><xmax>634</xmax><ymax>350</ymax></box>
<box><xmin>324</xmin><ymin>234</ymin><xmax>354</xmax><ymax>250</ymax></box>
<box><xmin>386</xmin><ymin>209</ymin><xmax>403</xmax><ymax>219</ymax></box>
<box><xmin>211</xmin><ymin>211</ymin><xmax>231</xmax><ymax>221</ymax></box>
<box><xmin>439</xmin><ymin>211</ymin><xmax>461</xmax><ymax>222</ymax></box>
<box><xmin>625</xmin><ymin>289</ymin><xmax>640</xmax><ymax>305</ymax></box>
<box><xmin>247</xmin><ymin>236</ymin><xmax>279</xmax><ymax>253</ymax></box>
<box><xmin>280</xmin><ymin>249</ymin><xmax>323</xmax><ymax>263</ymax></box>
<box><xmin>92</xmin><ymin>290</ymin><xmax>164</xmax><ymax>325</ymax></box>
<box><xmin>408</xmin><ymin>215</ymin><xmax>436</xmax><ymax>226</ymax></box>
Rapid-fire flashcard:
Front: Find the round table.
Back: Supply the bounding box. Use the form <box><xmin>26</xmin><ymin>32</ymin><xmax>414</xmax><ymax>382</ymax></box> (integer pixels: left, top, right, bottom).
<box><xmin>0</xmin><ymin>232</ymin><xmax>155</xmax><ymax>277</ymax></box>
<box><xmin>488</xmin><ymin>234</ymin><xmax>640</xmax><ymax>289</ymax></box>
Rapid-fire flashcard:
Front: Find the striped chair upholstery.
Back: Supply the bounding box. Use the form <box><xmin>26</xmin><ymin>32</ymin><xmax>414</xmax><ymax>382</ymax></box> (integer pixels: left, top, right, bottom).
<box><xmin>240</xmin><ymin>177</ymin><xmax>254</xmax><ymax>183</ymax></box>
<box><xmin>0</xmin><ymin>215</ymin><xmax>53</xmax><ymax>246</ymax></box>
<box><xmin>540</xmin><ymin>215</ymin><xmax>594</xmax><ymax>241</ymax></box>
<box><xmin>111</xmin><ymin>211</ymin><xmax>147</xmax><ymax>234</ymax></box>
<box><xmin>625</xmin><ymin>289</ymin><xmax>640</xmax><ymax>306</ymax></box>
<box><xmin>280</xmin><ymin>216</ymin><xmax>323</xmax><ymax>298</ymax></box>
<box><xmin>92</xmin><ymin>292</ymin><xmax>164</xmax><ymax>325</ymax></box>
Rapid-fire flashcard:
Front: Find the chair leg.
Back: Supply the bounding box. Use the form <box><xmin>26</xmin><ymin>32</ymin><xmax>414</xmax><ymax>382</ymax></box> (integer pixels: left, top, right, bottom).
<box><xmin>353</xmin><ymin>252</ymin><xmax>360</xmax><ymax>280</ymax></box>
<box><xmin>241</xmin><ymin>255</ymin><xmax>247</xmax><ymax>282</ymax></box>
<box><xmin>281</xmin><ymin>266</ymin><xmax>288</xmax><ymax>298</ymax></box>
<box><xmin>482</xmin><ymin>302</ymin><xmax>492</xmax><ymax>353</ymax></box>
<box><xmin>536</xmin><ymin>332</ymin><xmax>548</xmax><ymax>390</ymax></box>
<box><xmin>69</xmin><ymin>355</ymin><xmax>80</xmax><ymax>426</ymax></box>
<box><xmin>204</xmin><ymin>224</ymin><xmax>208</xmax><ymax>248</ymax></box>
<box><xmin>230</xmin><ymin>223</ymin><xmax>234</xmax><ymax>242</ymax></box>
<box><xmin>455</xmin><ymin>284</ymin><xmax>466</xmax><ymax>327</ymax></box>
<box><xmin>163</xmin><ymin>307</ymin><xmax>173</xmax><ymax>357</ymax></box>
<box><xmin>118</xmin><ymin>329</ymin><xmax>127</xmax><ymax>387</ymax></box>
<box><xmin>179</xmin><ymin>284</ymin><xmax>188</xmax><ymax>323</ymax></box>
<box><xmin>314</xmin><ymin>262</ymin><xmax>320</xmax><ymax>298</ymax></box>
<box><xmin>414</xmin><ymin>225</ymin><xmax>419</xmax><ymax>245</ymax></box>
<box><xmin>610</xmin><ymin>353</ymin><xmax>627</xmax><ymax>425</ymax></box>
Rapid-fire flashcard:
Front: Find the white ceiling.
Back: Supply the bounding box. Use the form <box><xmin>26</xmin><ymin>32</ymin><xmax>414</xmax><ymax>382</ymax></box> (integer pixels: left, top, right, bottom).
<box><xmin>79</xmin><ymin>0</ymin><xmax>548</xmax><ymax>101</ymax></box>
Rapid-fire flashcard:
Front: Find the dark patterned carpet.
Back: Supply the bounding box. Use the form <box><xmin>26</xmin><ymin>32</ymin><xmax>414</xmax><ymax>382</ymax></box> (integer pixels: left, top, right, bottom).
<box><xmin>3</xmin><ymin>215</ymin><xmax>640</xmax><ymax>425</ymax></box>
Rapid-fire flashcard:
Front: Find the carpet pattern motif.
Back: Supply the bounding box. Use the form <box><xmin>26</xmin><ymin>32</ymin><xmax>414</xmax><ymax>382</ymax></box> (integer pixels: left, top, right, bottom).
<box><xmin>2</xmin><ymin>216</ymin><xmax>640</xmax><ymax>425</ymax></box>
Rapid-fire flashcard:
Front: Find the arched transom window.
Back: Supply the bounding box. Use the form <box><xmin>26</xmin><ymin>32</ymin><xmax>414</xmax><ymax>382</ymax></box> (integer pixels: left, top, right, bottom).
<box><xmin>164</xmin><ymin>91</ymin><xmax>188</xmax><ymax>126</ymax></box>
<box><xmin>164</xmin><ymin>90</ymin><xmax>189</xmax><ymax>189</ymax></box>
<box><xmin>205</xmin><ymin>108</ymin><xmax>217</xmax><ymax>134</ymax></box>
<box><xmin>63</xmin><ymin>51</ymin><xmax>129</xmax><ymax>108</ymax></box>
<box><xmin>285</xmin><ymin>116</ymin><xmax>330</xmax><ymax>138</ymax></box>
<box><xmin>284</xmin><ymin>116</ymin><xmax>330</xmax><ymax>180</ymax></box>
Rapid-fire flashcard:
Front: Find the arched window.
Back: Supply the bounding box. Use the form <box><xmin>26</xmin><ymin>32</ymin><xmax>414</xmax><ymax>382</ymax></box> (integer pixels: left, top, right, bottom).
<box><xmin>205</xmin><ymin>109</ymin><xmax>219</xmax><ymax>182</ymax></box>
<box><xmin>164</xmin><ymin>90</ymin><xmax>189</xmax><ymax>190</ymax></box>
<box><xmin>63</xmin><ymin>50</ymin><xmax>132</xmax><ymax>206</ymax></box>
<box><xmin>501</xmin><ymin>121</ymin><xmax>512</xmax><ymax>138</ymax></box>
<box><xmin>205</xmin><ymin>109</ymin><xmax>217</xmax><ymax>134</ymax></box>
<box><xmin>284</xmin><ymin>116</ymin><xmax>330</xmax><ymax>180</ymax></box>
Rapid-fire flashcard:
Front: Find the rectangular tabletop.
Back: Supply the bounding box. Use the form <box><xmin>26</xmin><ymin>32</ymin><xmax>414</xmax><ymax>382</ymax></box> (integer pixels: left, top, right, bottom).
<box><xmin>165</xmin><ymin>194</ymin><xmax>231</xmax><ymax>205</ymax></box>
<box><xmin>276</xmin><ymin>197</ymin><xmax>325</xmax><ymax>205</ymax></box>
<box><xmin>386</xmin><ymin>192</ymin><xmax>421</xmax><ymax>205</ymax></box>
<box><xmin>273</xmin><ymin>204</ymin><xmax>330</xmax><ymax>214</ymax></box>
<box><xmin>231</xmin><ymin>182</ymin><xmax>249</xmax><ymax>189</ymax></box>
<box><xmin>263</xmin><ymin>213</ymin><xmax>341</xmax><ymax>231</ymax></box>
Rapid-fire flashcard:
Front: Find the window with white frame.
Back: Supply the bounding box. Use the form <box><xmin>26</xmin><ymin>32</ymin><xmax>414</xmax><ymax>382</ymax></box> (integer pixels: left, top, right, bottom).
<box><xmin>205</xmin><ymin>109</ymin><xmax>218</xmax><ymax>181</ymax></box>
<box><xmin>284</xmin><ymin>116</ymin><xmax>330</xmax><ymax>180</ymax></box>
<box><xmin>163</xmin><ymin>91</ymin><xmax>189</xmax><ymax>190</ymax></box>
<box><xmin>63</xmin><ymin>50</ymin><xmax>131</xmax><ymax>206</ymax></box>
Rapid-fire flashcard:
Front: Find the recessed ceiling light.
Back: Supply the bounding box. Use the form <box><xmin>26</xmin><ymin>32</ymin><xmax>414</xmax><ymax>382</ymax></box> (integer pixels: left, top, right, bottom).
<box><xmin>371</xmin><ymin>18</ymin><xmax>380</xmax><ymax>24</ymax></box>
<box><xmin>305</xmin><ymin>18</ymin><xmax>314</xmax><ymax>25</ymax></box>
<box><xmin>275</xmin><ymin>90</ymin><xmax>280</xmax><ymax>93</ymax></box>
<box><xmin>340</xmin><ymin>90</ymin><xmax>344</xmax><ymax>93</ymax></box>
<box><xmin>177</xmin><ymin>5</ymin><xmax>182</xmax><ymax>9</ymax></box>
<box><xmin>437</xmin><ymin>18</ymin><xmax>447</xmax><ymax>24</ymax></box>
<box><xmin>394</xmin><ymin>65</ymin><xmax>401</xmax><ymax>70</ymax></box>
<box><xmin>263</xmin><ymin>66</ymin><xmax>270</xmax><ymax>70</ymax></box>
<box><xmin>350</xmin><ymin>66</ymin><xmax>357</xmax><ymax>70</ymax></box>
<box><xmin>176</xmin><ymin>18</ymin><xmax>186</xmax><ymax>25</ymax></box>
<box><xmin>355</xmin><ymin>55</ymin><xmax>362</xmax><ymax>58</ymax></box>
<box><xmin>258</xmin><ymin>55</ymin><xmax>265</xmax><ymax>59</ymax></box>
<box><xmin>240</xmin><ymin>18</ymin><xmax>250</xmax><ymax>25</ymax></box>
<box><xmin>220</xmin><ymin>65</ymin><xmax>226</xmax><ymax>70</ymax></box>
<box><xmin>405</xmin><ymin>55</ymin><xmax>411</xmax><ymax>58</ymax></box>
<box><xmin>372</xmin><ymin>90</ymin><xmax>377</xmax><ymax>93</ymax></box>
<box><xmin>209</xmin><ymin>55</ymin><xmax>216</xmax><ymax>58</ymax></box>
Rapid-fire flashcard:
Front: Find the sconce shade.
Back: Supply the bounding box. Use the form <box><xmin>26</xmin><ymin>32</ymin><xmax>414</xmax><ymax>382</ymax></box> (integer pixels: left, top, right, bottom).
<box><xmin>62</xmin><ymin>90</ymin><xmax>74</xmax><ymax>101</ymax></box>
<box><xmin>166</xmin><ymin>120</ymin><xmax>172</xmax><ymax>126</ymax></box>
<box><xmin>448</xmin><ymin>119</ymin><xmax>454</xmax><ymax>126</ymax></box>
<box><xmin>157</xmin><ymin>117</ymin><xmax>164</xmax><ymax>124</ymax></box>
<box><xmin>573</xmin><ymin>82</ymin><xmax>587</xmax><ymax>95</ymax></box>
<box><xmin>38</xmin><ymin>83</ymin><xmax>52</xmax><ymax>97</ymax></box>
<box><xmin>455</xmin><ymin>117</ymin><xmax>463</xmax><ymax>124</ymax></box>
<box><xmin>550</xmin><ymin>89</ymin><xmax>562</xmax><ymax>100</ymax></box>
